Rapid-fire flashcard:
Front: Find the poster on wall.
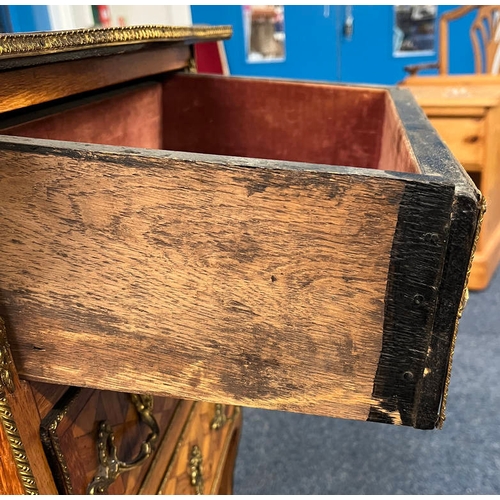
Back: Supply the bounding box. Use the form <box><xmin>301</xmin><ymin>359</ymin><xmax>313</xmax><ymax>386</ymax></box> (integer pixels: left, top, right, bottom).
<box><xmin>243</xmin><ymin>5</ymin><xmax>286</xmax><ymax>63</ymax></box>
<box><xmin>393</xmin><ymin>5</ymin><xmax>437</xmax><ymax>57</ymax></box>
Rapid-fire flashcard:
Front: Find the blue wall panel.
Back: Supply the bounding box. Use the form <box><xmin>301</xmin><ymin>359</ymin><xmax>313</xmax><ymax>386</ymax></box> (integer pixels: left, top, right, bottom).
<box><xmin>191</xmin><ymin>5</ymin><xmax>339</xmax><ymax>81</ymax></box>
<box><xmin>8</xmin><ymin>5</ymin><xmax>51</xmax><ymax>33</ymax></box>
<box><xmin>340</xmin><ymin>5</ymin><xmax>475</xmax><ymax>84</ymax></box>
<box><xmin>191</xmin><ymin>5</ymin><xmax>477</xmax><ymax>85</ymax></box>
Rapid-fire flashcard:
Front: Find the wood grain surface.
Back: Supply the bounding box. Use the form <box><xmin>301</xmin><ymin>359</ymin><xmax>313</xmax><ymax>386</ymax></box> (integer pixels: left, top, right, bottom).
<box><xmin>30</xmin><ymin>381</ymin><xmax>71</xmax><ymax>420</ymax></box>
<box><xmin>0</xmin><ymin>135</ymin><xmax>423</xmax><ymax>423</ymax></box>
<box><xmin>0</xmin><ymin>44</ymin><xmax>190</xmax><ymax>113</ymax></box>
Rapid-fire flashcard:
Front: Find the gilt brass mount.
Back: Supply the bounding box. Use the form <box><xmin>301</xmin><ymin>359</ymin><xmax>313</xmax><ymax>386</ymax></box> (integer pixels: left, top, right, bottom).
<box><xmin>87</xmin><ymin>394</ymin><xmax>159</xmax><ymax>495</ymax></box>
<box><xmin>189</xmin><ymin>445</ymin><xmax>204</xmax><ymax>495</ymax></box>
<box><xmin>211</xmin><ymin>403</ymin><xmax>233</xmax><ymax>430</ymax></box>
<box><xmin>0</xmin><ymin>318</ymin><xmax>38</xmax><ymax>494</ymax></box>
<box><xmin>0</xmin><ymin>323</ymin><xmax>14</xmax><ymax>395</ymax></box>
<box><xmin>0</xmin><ymin>25</ymin><xmax>232</xmax><ymax>59</ymax></box>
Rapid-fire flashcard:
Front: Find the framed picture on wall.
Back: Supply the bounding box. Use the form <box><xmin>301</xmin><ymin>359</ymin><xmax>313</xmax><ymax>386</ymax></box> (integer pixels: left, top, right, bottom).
<box><xmin>393</xmin><ymin>5</ymin><xmax>437</xmax><ymax>57</ymax></box>
<box><xmin>242</xmin><ymin>5</ymin><xmax>286</xmax><ymax>63</ymax></box>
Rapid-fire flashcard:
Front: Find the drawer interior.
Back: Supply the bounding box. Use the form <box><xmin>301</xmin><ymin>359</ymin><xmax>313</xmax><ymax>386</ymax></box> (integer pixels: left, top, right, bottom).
<box><xmin>0</xmin><ymin>82</ymin><xmax>164</xmax><ymax>151</ymax></box>
<box><xmin>0</xmin><ymin>73</ymin><xmax>419</xmax><ymax>174</ymax></box>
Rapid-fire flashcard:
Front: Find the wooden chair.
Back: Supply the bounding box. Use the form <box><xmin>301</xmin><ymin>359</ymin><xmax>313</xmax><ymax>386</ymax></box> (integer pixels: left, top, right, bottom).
<box><xmin>404</xmin><ymin>5</ymin><xmax>500</xmax><ymax>76</ymax></box>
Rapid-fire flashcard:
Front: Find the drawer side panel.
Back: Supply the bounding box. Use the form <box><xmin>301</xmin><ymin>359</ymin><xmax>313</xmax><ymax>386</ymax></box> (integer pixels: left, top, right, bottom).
<box><xmin>0</xmin><ymin>138</ymin><xmax>454</xmax><ymax>427</ymax></box>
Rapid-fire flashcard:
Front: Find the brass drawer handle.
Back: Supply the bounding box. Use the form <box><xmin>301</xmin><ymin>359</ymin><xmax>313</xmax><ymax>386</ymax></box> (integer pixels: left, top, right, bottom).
<box><xmin>189</xmin><ymin>445</ymin><xmax>204</xmax><ymax>495</ymax></box>
<box><xmin>211</xmin><ymin>403</ymin><xmax>233</xmax><ymax>430</ymax></box>
<box><xmin>87</xmin><ymin>394</ymin><xmax>159</xmax><ymax>495</ymax></box>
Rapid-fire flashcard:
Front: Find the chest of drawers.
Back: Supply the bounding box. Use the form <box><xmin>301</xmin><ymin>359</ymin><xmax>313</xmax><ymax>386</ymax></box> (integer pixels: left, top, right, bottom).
<box><xmin>0</xmin><ymin>25</ymin><xmax>482</xmax><ymax>494</ymax></box>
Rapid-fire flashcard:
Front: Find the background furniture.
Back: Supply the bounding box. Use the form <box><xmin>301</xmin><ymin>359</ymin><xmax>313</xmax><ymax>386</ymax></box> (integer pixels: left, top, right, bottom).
<box><xmin>403</xmin><ymin>6</ymin><xmax>500</xmax><ymax>289</ymax></box>
<box><xmin>404</xmin><ymin>5</ymin><xmax>500</xmax><ymax>76</ymax></box>
<box><xmin>405</xmin><ymin>79</ymin><xmax>500</xmax><ymax>290</ymax></box>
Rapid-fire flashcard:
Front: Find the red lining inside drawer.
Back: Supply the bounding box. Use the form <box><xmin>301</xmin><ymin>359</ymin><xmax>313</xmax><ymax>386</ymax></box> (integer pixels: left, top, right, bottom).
<box><xmin>0</xmin><ymin>73</ymin><xmax>419</xmax><ymax>174</ymax></box>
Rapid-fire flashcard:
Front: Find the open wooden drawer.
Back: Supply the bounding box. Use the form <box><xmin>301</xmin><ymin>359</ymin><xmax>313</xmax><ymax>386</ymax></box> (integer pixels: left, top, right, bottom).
<box><xmin>0</xmin><ymin>27</ymin><xmax>482</xmax><ymax>434</ymax></box>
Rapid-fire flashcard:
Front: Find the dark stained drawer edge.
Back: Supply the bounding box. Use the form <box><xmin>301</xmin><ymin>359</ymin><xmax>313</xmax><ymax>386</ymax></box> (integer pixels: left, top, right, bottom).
<box><xmin>368</xmin><ymin>180</ymin><xmax>455</xmax><ymax>428</ymax></box>
<box><xmin>416</xmin><ymin>193</ymin><xmax>484</xmax><ymax>429</ymax></box>
<box><xmin>388</xmin><ymin>87</ymin><xmax>480</xmax><ymax>196</ymax></box>
<box><xmin>388</xmin><ymin>87</ymin><xmax>483</xmax><ymax>429</ymax></box>
<box><xmin>0</xmin><ymin>133</ymin><xmax>452</xmax><ymax>185</ymax></box>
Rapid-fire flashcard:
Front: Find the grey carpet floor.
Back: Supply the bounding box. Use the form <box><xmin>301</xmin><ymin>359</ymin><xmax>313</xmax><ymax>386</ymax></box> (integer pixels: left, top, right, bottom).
<box><xmin>233</xmin><ymin>269</ymin><xmax>500</xmax><ymax>494</ymax></box>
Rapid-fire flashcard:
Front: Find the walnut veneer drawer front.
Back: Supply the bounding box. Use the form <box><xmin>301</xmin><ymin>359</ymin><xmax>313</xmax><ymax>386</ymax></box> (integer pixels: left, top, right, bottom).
<box><xmin>40</xmin><ymin>388</ymin><xmax>180</xmax><ymax>494</ymax></box>
<box><xmin>429</xmin><ymin>116</ymin><xmax>485</xmax><ymax>171</ymax></box>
